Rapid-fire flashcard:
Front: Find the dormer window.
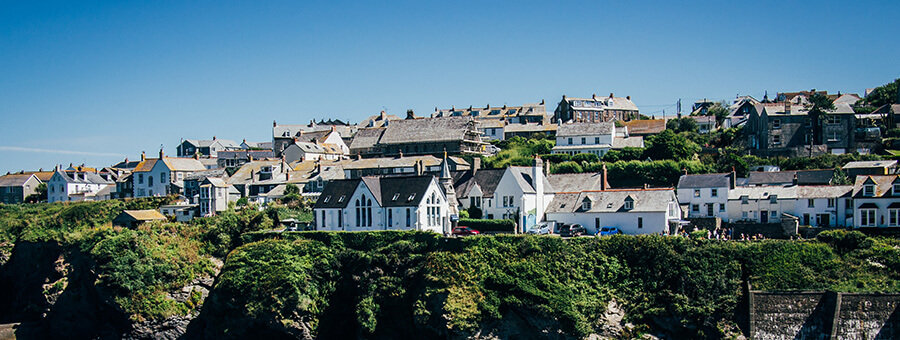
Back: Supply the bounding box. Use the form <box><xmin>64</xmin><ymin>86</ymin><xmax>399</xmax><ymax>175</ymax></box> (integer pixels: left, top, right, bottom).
<box><xmin>624</xmin><ymin>198</ymin><xmax>634</xmax><ymax>210</ymax></box>
<box><xmin>581</xmin><ymin>197</ymin><xmax>592</xmax><ymax>210</ymax></box>
<box><xmin>894</xmin><ymin>183</ymin><xmax>900</xmax><ymax>196</ymax></box>
<box><xmin>864</xmin><ymin>185</ymin><xmax>875</xmax><ymax>197</ymax></box>
<box><xmin>772</xmin><ymin>119</ymin><xmax>781</xmax><ymax>129</ymax></box>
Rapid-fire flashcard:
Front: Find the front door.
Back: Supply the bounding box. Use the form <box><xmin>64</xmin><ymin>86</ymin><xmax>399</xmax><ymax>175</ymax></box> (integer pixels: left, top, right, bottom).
<box><xmin>706</xmin><ymin>204</ymin><xmax>714</xmax><ymax>217</ymax></box>
<box><xmin>817</xmin><ymin>214</ymin><xmax>830</xmax><ymax>227</ymax></box>
<box><xmin>761</xmin><ymin>210</ymin><xmax>769</xmax><ymax>223</ymax></box>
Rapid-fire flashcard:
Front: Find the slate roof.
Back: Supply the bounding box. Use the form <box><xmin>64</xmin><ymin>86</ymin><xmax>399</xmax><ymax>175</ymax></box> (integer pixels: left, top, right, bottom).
<box><xmin>348</xmin><ymin>127</ymin><xmax>386</xmax><ymax>151</ymax></box>
<box><xmin>502</xmin><ymin>123</ymin><xmax>557</xmax><ymax>133</ymax></box>
<box><xmin>677</xmin><ymin>173</ymin><xmax>731</xmax><ymax>189</ymax></box>
<box><xmin>110</xmin><ymin>160</ymin><xmax>142</xmax><ymax>170</ymax></box>
<box><xmin>183</xmin><ymin>169</ymin><xmax>227</xmax><ymax>181</ymax></box>
<box><xmin>378</xmin><ymin>117</ymin><xmax>475</xmax><ymax>144</ymax></box>
<box><xmin>288</xmin><ymin>141</ymin><xmax>343</xmax><ymax>154</ymax></box>
<box><xmin>183</xmin><ymin>139</ymin><xmax>239</xmax><ymax>148</ymax></box>
<box><xmin>546</xmin><ymin>189</ymin><xmax>675</xmax><ymax>213</ymax></box>
<box><xmin>728</xmin><ymin>186</ymin><xmax>797</xmax><ymax>200</ymax></box>
<box><xmin>797</xmin><ymin>185</ymin><xmax>852</xmax><ymax>198</ymax></box>
<box><xmin>612</xmin><ymin>136</ymin><xmax>644</xmax><ymax>148</ymax></box>
<box><xmin>451</xmin><ymin>168</ymin><xmax>505</xmax><ymax>198</ymax></box>
<box><xmin>339</xmin><ymin>155</ymin><xmax>468</xmax><ymax>170</ymax></box>
<box><xmin>556</xmin><ymin>122</ymin><xmax>614</xmax><ymax>137</ymax></box>
<box><xmin>133</xmin><ymin>158</ymin><xmax>206</xmax><ymax>172</ymax></box>
<box><xmin>842</xmin><ymin>160</ymin><xmax>897</xmax><ymax>169</ymax></box>
<box><xmin>314</xmin><ymin>175</ymin><xmax>435</xmax><ymax>209</ymax></box>
<box><xmin>747</xmin><ymin>170</ymin><xmax>834</xmax><ymax>186</ymax></box>
<box><xmin>435</xmin><ymin>103</ymin><xmax>547</xmax><ymax>119</ymax></box>
<box><xmin>621</xmin><ymin>119</ymin><xmax>666</xmax><ymax>135</ymax></box>
<box><xmin>547</xmin><ymin>172</ymin><xmax>605</xmax><ymax>193</ymax></box>
<box><xmin>53</xmin><ymin>170</ymin><xmax>114</xmax><ymax>185</ymax></box>
<box><xmin>852</xmin><ymin>175</ymin><xmax>900</xmax><ymax>198</ymax></box>
<box><xmin>217</xmin><ymin>150</ymin><xmax>277</xmax><ymax>160</ymax></box>
<box><xmin>227</xmin><ymin>160</ymin><xmax>288</xmax><ymax>185</ymax></box>
<box><xmin>0</xmin><ymin>174</ymin><xmax>37</xmax><ymax>187</ymax></box>
<box><xmin>508</xmin><ymin>167</ymin><xmax>554</xmax><ymax>194</ymax></box>
<box><xmin>564</xmin><ymin>96</ymin><xmax>639</xmax><ymax>112</ymax></box>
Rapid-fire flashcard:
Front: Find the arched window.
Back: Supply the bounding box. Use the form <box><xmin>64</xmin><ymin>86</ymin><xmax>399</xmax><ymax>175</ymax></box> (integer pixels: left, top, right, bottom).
<box><xmin>355</xmin><ymin>199</ymin><xmax>361</xmax><ymax>226</ymax></box>
<box><xmin>366</xmin><ymin>198</ymin><xmax>372</xmax><ymax>226</ymax></box>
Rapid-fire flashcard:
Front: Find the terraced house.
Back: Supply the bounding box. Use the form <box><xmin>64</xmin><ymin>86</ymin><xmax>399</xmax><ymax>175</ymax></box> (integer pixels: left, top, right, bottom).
<box><xmin>132</xmin><ymin>150</ymin><xmax>206</xmax><ymax>197</ymax></box>
<box><xmin>553</xmin><ymin>93</ymin><xmax>640</xmax><ymax>123</ymax></box>
<box><xmin>852</xmin><ymin>175</ymin><xmax>900</xmax><ymax>228</ymax></box>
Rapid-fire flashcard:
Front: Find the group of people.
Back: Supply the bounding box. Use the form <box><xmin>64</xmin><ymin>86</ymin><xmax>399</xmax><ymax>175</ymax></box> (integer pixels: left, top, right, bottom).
<box><xmin>661</xmin><ymin>227</ymin><xmax>772</xmax><ymax>241</ymax></box>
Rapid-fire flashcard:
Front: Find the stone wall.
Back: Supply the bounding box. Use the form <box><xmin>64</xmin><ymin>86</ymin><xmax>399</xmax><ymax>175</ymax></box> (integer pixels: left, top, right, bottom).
<box><xmin>748</xmin><ymin>291</ymin><xmax>900</xmax><ymax>339</ymax></box>
<box><xmin>728</xmin><ymin>214</ymin><xmax>798</xmax><ymax>239</ymax></box>
<box><xmin>684</xmin><ymin>217</ymin><xmax>720</xmax><ymax>232</ymax></box>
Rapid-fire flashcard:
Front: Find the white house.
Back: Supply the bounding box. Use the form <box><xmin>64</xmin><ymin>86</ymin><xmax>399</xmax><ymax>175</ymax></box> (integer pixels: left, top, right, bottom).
<box><xmin>726</xmin><ymin>186</ymin><xmax>797</xmax><ymax>224</ymax></box>
<box><xmin>677</xmin><ymin>173</ymin><xmax>735</xmax><ymax>218</ymax></box>
<box><xmin>794</xmin><ymin>185</ymin><xmax>852</xmax><ymax>227</ymax></box>
<box><xmin>133</xmin><ymin>151</ymin><xmax>206</xmax><ymax>197</ymax></box>
<box><xmin>199</xmin><ymin>177</ymin><xmax>240</xmax><ymax>216</ymax></box>
<box><xmin>177</xmin><ymin>137</ymin><xmax>240</xmax><ymax>157</ymax></box>
<box><xmin>545</xmin><ymin>188</ymin><xmax>681</xmax><ymax>235</ymax></box>
<box><xmin>482</xmin><ymin>159</ymin><xmax>554</xmax><ymax>231</ymax></box>
<box><xmin>851</xmin><ymin>175</ymin><xmax>900</xmax><ymax>228</ymax></box>
<box><xmin>313</xmin><ymin>175</ymin><xmax>451</xmax><ymax>233</ymax></box>
<box><xmin>47</xmin><ymin>168</ymin><xmax>114</xmax><ymax>203</ymax></box>
<box><xmin>551</xmin><ymin>122</ymin><xmax>643</xmax><ymax>157</ymax></box>
<box><xmin>282</xmin><ymin>141</ymin><xmax>347</xmax><ymax>163</ymax></box>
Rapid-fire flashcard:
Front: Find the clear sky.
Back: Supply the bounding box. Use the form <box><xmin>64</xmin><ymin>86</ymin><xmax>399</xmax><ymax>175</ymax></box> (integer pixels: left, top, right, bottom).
<box><xmin>1</xmin><ymin>0</ymin><xmax>898</xmax><ymax>173</ymax></box>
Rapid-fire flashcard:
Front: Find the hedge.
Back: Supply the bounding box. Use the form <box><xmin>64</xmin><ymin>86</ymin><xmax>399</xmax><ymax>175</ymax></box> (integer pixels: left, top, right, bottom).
<box><xmin>457</xmin><ymin>218</ymin><xmax>516</xmax><ymax>232</ymax></box>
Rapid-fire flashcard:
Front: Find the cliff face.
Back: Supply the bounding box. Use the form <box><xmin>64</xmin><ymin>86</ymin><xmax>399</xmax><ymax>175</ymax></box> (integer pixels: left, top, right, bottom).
<box><xmin>1</xmin><ymin>230</ymin><xmax>899</xmax><ymax>339</ymax></box>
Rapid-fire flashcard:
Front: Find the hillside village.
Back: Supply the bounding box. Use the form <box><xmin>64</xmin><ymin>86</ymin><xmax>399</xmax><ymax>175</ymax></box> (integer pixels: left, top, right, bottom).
<box><xmin>3</xmin><ymin>80</ymin><xmax>900</xmax><ymax>238</ymax></box>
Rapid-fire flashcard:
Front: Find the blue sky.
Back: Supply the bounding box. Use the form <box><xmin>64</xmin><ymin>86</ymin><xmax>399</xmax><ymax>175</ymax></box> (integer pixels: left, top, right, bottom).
<box><xmin>1</xmin><ymin>0</ymin><xmax>898</xmax><ymax>173</ymax></box>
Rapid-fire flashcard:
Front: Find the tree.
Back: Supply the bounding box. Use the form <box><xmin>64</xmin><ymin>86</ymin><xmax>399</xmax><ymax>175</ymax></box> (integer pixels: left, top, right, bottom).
<box><xmin>707</xmin><ymin>102</ymin><xmax>730</xmax><ymax>125</ymax></box>
<box><xmin>25</xmin><ymin>183</ymin><xmax>48</xmax><ymax>203</ymax></box>
<box><xmin>284</xmin><ymin>183</ymin><xmax>300</xmax><ymax>195</ymax></box>
<box><xmin>808</xmin><ymin>92</ymin><xmax>836</xmax><ymax>145</ymax></box>
<box><xmin>644</xmin><ymin>130</ymin><xmax>700</xmax><ymax>161</ymax></box>
<box><xmin>666</xmin><ymin>117</ymin><xmax>698</xmax><ymax>133</ymax></box>
<box><xmin>862</xmin><ymin>78</ymin><xmax>900</xmax><ymax>108</ymax></box>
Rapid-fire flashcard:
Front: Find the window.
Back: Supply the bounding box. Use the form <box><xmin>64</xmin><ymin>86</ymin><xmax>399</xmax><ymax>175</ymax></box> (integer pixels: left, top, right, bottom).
<box><xmin>502</xmin><ymin>196</ymin><xmax>508</xmax><ymax>207</ymax></box>
<box><xmin>388</xmin><ymin>209</ymin><xmax>393</xmax><ymax>226</ymax></box>
<box><xmin>827</xmin><ymin>130</ymin><xmax>840</xmax><ymax>142</ymax></box>
<box><xmin>594</xmin><ymin>137</ymin><xmax>600</xmax><ymax>144</ymax></box>
<box><xmin>637</xmin><ymin>217</ymin><xmax>643</xmax><ymax>229</ymax></box>
<box><xmin>770</xmin><ymin>195</ymin><xmax>777</xmax><ymax>204</ymax></box>
<box><xmin>890</xmin><ymin>209</ymin><xmax>900</xmax><ymax>226</ymax></box>
<box><xmin>707</xmin><ymin>204</ymin><xmax>714</xmax><ymax>216</ymax></box>
<box><xmin>773</xmin><ymin>135</ymin><xmax>781</xmax><ymax>145</ymax></box>
<box><xmin>827</xmin><ymin>198</ymin><xmax>835</xmax><ymax>208</ymax></box>
<box><xmin>711</xmin><ymin>188</ymin><xmax>718</xmax><ymax>197</ymax></box>
<box><xmin>138</xmin><ymin>174</ymin><xmax>144</xmax><ymax>184</ymax></box>
<box><xmin>826</xmin><ymin>115</ymin><xmax>840</xmax><ymax>124</ymax></box>
<box><xmin>864</xmin><ymin>185</ymin><xmax>875</xmax><ymax>197</ymax></box>
<box><xmin>860</xmin><ymin>209</ymin><xmax>876</xmax><ymax>226</ymax></box>
<box><xmin>770</xmin><ymin>211</ymin><xmax>777</xmax><ymax>218</ymax></box>
<box><xmin>567</xmin><ymin>138</ymin><xmax>573</xmax><ymax>145</ymax></box>
<box><xmin>406</xmin><ymin>208</ymin><xmax>411</xmax><ymax>227</ymax></box>
<box><xmin>694</xmin><ymin>189</ymin><xmax>700</xmax><ymax>198</ymax></box>
<box><xmin>595</xmin><ymin>218</ymin><xmax>600</xmax><ymax>230</ymax></box>
<box><xmin>894</xmin><ymin>184</ymin><xmax>900</xmax><ymax>195</ymax></box>
<box><xmin>719</xmin><ymin>203</ymin><xmax>726</xmax><ymax>212</ymax></box>
<box><xmin>582</xmin><ymin>198</ymin><xmax>592</xmax><ymax>210</ymax></box>
<box><xmin>692</xmin><ymin>204</ymin><xmax>699</xmax><ymax>212</ymax></box>
<box><xmin>321</xmin><ymin>210</ymin><xmax>326</xmax><ymax>228</ymax></box>
<box><xmin>741</xmin><ymin>196</ymin><xmax>749</xmax><ymax>204</ymax></box>
<box><xmin>149</xmin><ymin>176</ymin><xmax>154</xmax><ymax>186</ymax></box>
<box><xmin>773</xmin><ymin>119</ymin><xmax>781</xmax><ymax>129</ymax></box>
<box><xmin>742</xmin><ymin>211</ymin><xmax>749</xmax><ymax>219</ymax></box>
<box><xmin>624</xmin><ymin>200</ymin><xmax>633</xmax><ymax>210</ymax></box>
<box><xmin>808</xmin><ymin>199</ymin><xmax>815</xmax><ymax>208</ymax></box>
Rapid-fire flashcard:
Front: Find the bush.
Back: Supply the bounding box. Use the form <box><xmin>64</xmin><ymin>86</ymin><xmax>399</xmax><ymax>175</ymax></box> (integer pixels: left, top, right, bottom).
<box><xmin>571</xmin><ymin>153</ymin><xmax>600</xmax><ymax>164</ymax></box>
<box><xmin>553</xmin><ymin>161</ymin><xmax>583</xmax><ymax>174</ymax></box>
<box><xmin>466</xmin><ymin>207</ymin><xmax>482</xmax><ymax>219</ymax></box>
<box><xmin>816</xmin><ymin>229</ymin><xmax>874</xmax><ymax>254</ymax></box>
<box><xmin>458</xmin><ymin>218</ymin><xmax>515</xmax><ymax>232</ymax></box>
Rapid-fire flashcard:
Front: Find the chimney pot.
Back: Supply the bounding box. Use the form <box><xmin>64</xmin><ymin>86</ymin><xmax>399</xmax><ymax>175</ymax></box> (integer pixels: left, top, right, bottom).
<box><xmin>273</xmin><ymin>120</ymin><xmax>277</xmax><ymax>127</ymax></box>
<box><xmin>609</xmin><ymin>93</ymin><xmax>614</xmax><ymax>98</ymax></box>
<box><xmin>601</xmin><ymin>163</ymin><xmax>609</xmax><ymax>191</ymax></box>
<box><xmin>626</xmin><ymin>96</ymin><xmax>631</xmax><ymax>100</ymax></box>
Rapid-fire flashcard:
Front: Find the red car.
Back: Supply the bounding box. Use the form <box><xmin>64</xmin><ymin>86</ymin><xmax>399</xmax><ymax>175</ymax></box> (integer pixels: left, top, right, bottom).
<box><xmin>452</xmin><ymin>226</ymin><xmax>481</xmax><ymax>236</ymax></box>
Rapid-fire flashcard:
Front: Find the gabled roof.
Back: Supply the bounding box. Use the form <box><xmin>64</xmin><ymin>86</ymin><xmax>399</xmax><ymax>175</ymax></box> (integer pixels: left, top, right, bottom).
<box><xmin>746</xmin><ymin>170</ymin><xmax>834</xmax><ymax>186</ymax></box>
<box><xmin>852</xmin><ymin>175</ymin><xmax>900</xmax><ymax>198</ymax></box>
<box><xmin>557</xmin><ymin>122</ymin><xmax>614</xmax><ymax>137</ymax></box>
<box><xmin>797</xmin><ymin>185</ymin><xmax>852</xmax><ymax>198</ymax></box>
<box><xmin>546</xmin><ymin>189</ymin><xmax>675</xmax><ymax>213</ymax></box>
<box><xmin>728</xmin><ymin>186</ymin><xmax>798</xmax><ymax>200</ymax></box>
<box><xmin>183</xmin><ymin>138</ymin><xmax>239</xmax><ymax>148</ymax></box>
<box><xmin>377</xmin><ymin>117</ymin><xmax>476</xmax><ymax>144</ymax></box>
<box><xmin>507</xmin><ymin>167</ymin><xmax>553</xmax><ymax>194</ymax></box>
<box><xmin>563</xmin><ymin>95</ymin><xmax>639</xmax><ymax>112</ymax></box>
<box><xmin>451</xmin><ymin>168</ymin><xmax>505</xmax><ymax>198</ymax></box>
<box><xmin>677</xmin><ymin>173</ymin><xmax>731</xmax><ymax>189</ymax></box>
<box><xmin>612</xmin><ymin>136</ymin><xmax>644</xmax><ymax>149</ymax></box>
<box><xmin>0</xmin><ymin>174</ymin><xmax>38</xmax><ymax>187</ymax></box>
<box><xmin>314</xmin><ymin>175</ymin><xmax>436</xmax><ymax>209</ymax></box>
<box><xmin>52</xmin><ymin>170</ymin><xmax>113</xmax><ymax>185</ymax></box>
<box><xmin>162</xmin><ymin>158</ymin><xmax>207</xmax><ymax>171</ymax></box>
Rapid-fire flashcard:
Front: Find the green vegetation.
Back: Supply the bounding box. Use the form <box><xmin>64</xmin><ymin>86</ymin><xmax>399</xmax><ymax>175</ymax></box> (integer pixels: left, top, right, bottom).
<box><xmin>457</xmin><ymin>218</ymin><xmax>516</xmax><ymax>232</ymax></box>
<box><xmin>211</xmin><ymin>230</ymin><xmax>900</xmax><ymax>338</ymax></box>
<box><xmin>482</xmin><ymin>136</ymin><xmax>553</xmax><ymax>168</ymax></box>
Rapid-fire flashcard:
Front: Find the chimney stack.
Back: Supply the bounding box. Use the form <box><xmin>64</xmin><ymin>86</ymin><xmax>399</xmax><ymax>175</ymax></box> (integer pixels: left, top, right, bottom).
<box><xmin>784</xmin><ymin>101</ymin><xmax>792</xmax><ymax>114</ymax></box>
<box><xmin>141</xmin><ymin>152</ymin><xmax>146</xmax><ymax>162</ymax></box>
<box><xmin>533</xmin><ymin>155</ymin><xmax>545</xmax><ymax>223</ymax></box>
<box><xmin>609</xmin><ymin>93</ymin><xmax>614</xmax><ymax>98</ymax></box>
<box><xmin>601</xmin><ymin>163</ymin><xmax>609</xmax><ymax>191</ymax></box>
<box><xmin>213</xmin><ymin>136</ymin><xmax>216</xmax><ymax>140</ymax></box>
<box><xmin>273</xmin><ymin>120</ymin><xmax>277</xmax><ymax>127</ymax></box>
<box><xmin>472</xmin><ymin>157</ymin><xmax>481</xmax><ymax>175</ymax></box>
<box><xmin>159</xmin><ymin>148</ymin><xmax>164</xmax><ymax>159</ymax></box>
<box><xmin>792</xmin><ymin>173</ymin><xmax>799</xmax><ymax>186</ymax></box>
<box><xmin>626</xmin><ymin>96</ymin><xmax>631</xmax><ymax>100</ymax></box>
<box><xmin>729</xmin><ymin>167</ymin><xmax>736</xmax><ymax>189</ymax></box>
<box><xmin>592</xmin><ymin>94</ymin><xmax>597</xmax><ymax>100</ymax></box>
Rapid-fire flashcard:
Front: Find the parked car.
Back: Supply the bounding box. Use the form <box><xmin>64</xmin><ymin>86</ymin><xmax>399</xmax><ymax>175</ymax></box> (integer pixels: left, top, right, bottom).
<box><xmin>559</xmin><ymin>224</ymin><xmax>586</xmax><ymax>237</ymax></box>
<box><xmin>452</xmin><ymin>226</ymin><xmax>481</xmax><ymax>236</ymax></box>
<box><xmin>527</xmin><ymin>223</ymin><xmax>552</xmax><ymax>235</ymax></box>
<box><xmin>598</xmin><ymin>226</ymin><xmax>622</xmax><ymax>236</ymax></box>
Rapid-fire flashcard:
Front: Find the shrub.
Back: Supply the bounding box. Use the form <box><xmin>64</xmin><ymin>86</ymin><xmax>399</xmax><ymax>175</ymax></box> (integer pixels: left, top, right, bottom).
<box><xmin>571</xmin><ymin>153</ymin><xmax>600</xmax><ymax>164</ymax></box>
<box><xmin>816</xmin><ymin>229</ymin><xmax>874</xmax><ymax>254</ymax></box>
<box><xmin>457</xmin><ymin>218</ymin><xmax>515</xmax><ymax>232</ymax></box>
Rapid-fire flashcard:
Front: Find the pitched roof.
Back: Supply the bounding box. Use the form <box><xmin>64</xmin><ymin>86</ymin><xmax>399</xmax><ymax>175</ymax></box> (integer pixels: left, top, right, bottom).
<box><xmin>451</xmin><ymin>168</ymin><xmax>505</xmax><ymax>198</ymax></box>
<box><xmin>557</xmin><ymin>122</ymin><xmax>614</xmax><ymax>137</ymax></box>
<box><xmin>677</xmin><ymin>173</ymin><xmax>731</xmax><ymax>189</ymax></box>
<box><xmin>162</xmin><ymin>158</ymin><xmax>207</xmax><ymax>171</ymax></box>
<box><xmin>546</xmin><ymin>189</ymin><xmax>675</xmax><ymax>213</ymax></box>
<box><xmin>842</xmin><ymin>160</ymin><xmax>897</xmax><ymax>169</ymax></box>
<box><xmin>612</xmin><ymin>136</ymin><xmax>644</xmax><ymax>148</ymax></box>
<box><xmin>563</xmin><ymin>96</ymin><xmax>639</xmax><ymax>112</ymax></box>
<box><xmin>502</xmin><ymin>122</ymin><xmax>557</xmax><ymax>133</ymax></box>
<box><xmin>118</xmin><ymin>210</ymin><xmax>167</xmax><ymax>221</ymax></box>
<box><xmin>797</xmin><ymin>185</ymin><xmax>852</xmax><ymax>198</ymax></box>
<box><xmin>0</xmin><ymin>174</ymin><xmax>38</xmax><ymax>187</ymax></box>
<box><xmin>621</xmin><ymin>119</ymin><xmax>666</xmax><ymax>135</ymax></box>
<box><xmin>348</xmin><ymin>127</ymin><xmax>386</xmax><ymax>151</ymax></box>
<box><xmin>547</xmin><ymin>172</ymin><xmax>605</xmax><ymax>193</ymax></box>
<box><xmin>435</xmin><ymin>103</ymin><xmax>547</xmax><ymax>119</ymax></box>
<box><xmin>313</xmin><ymin>175</ymin><xmax>436</xmax><ymax>209</ymax></box>
<box><xmin>338</xmin><ymin>155</ymin><xmax>468</xmax><ymax>170</ymax></box>
<box><xmin>377</xmin><ymin>117</ymin><xmax>476</xmax><ymax>144</ymax></box>
<box><xmin>852</xmin><ymin>175</ymin><xmax>900</xmax><ymax>198</ymax></box>
<box><xmin>508</xmin><ymin>167</ymin><xmax>553</xmax><ymax>193</ymax></box>
<box><xmin>52</xmin><ymin>170</ymin><xmax>113</xmax><ymax>185</ymax></box>
<box><xmin>728</xmin><ymin>186</ymin><xmax>798</xmax><ymax>200</ymax></box>
<box><xmin>183</xmin><ymin>138</ymin><xmax>239</xmax><ymax>148</ymax></box>
<box><xmin>747</xmin><ymin>170</ymin><xmax>834</xmax><ymax>186</ymax></box>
